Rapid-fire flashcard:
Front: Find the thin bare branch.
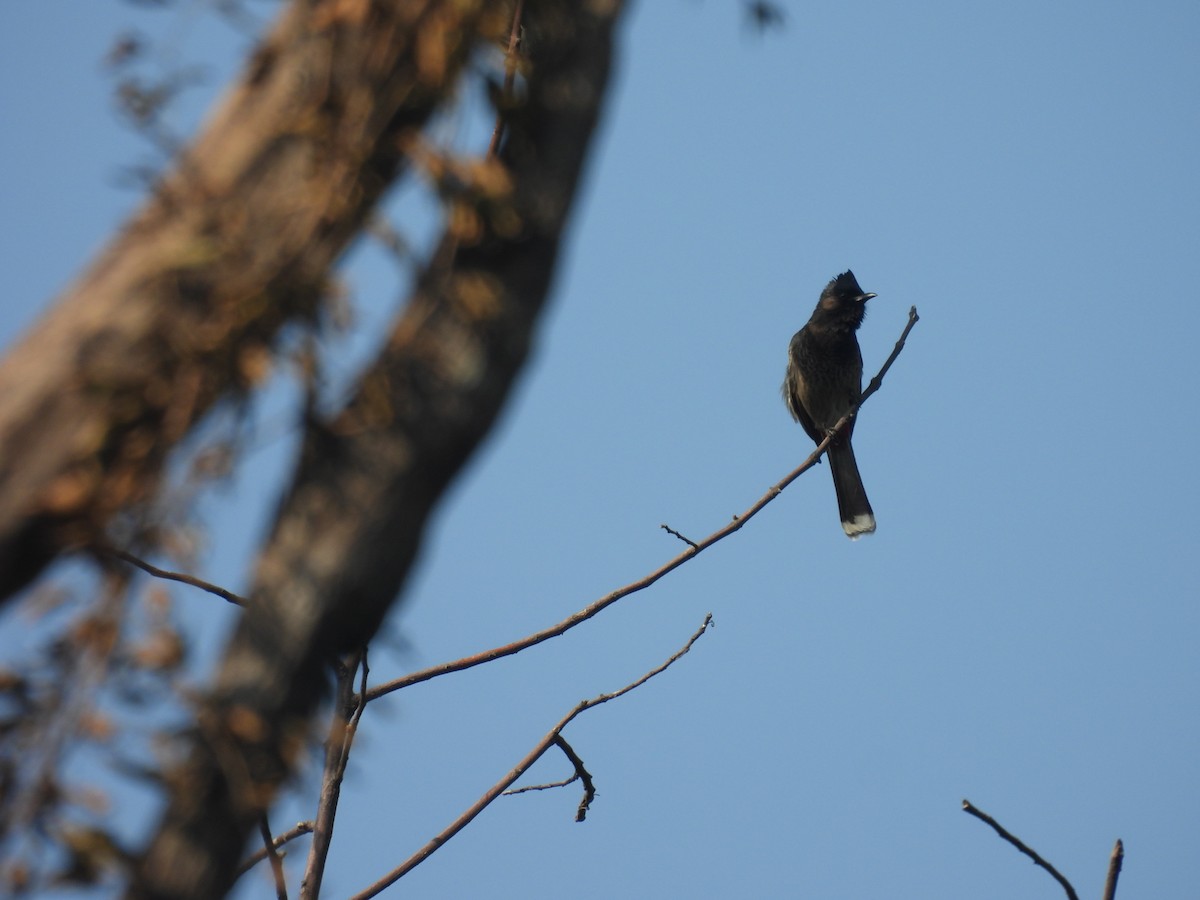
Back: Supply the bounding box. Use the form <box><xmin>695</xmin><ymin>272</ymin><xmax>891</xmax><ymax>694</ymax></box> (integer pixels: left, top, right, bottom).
<box><xmin>348</xmin><ymin>614</ymin><xmax>713</xmax><ymax>899</ymax></box>
<box><xmin>257</xmin><ymin>815</ymin><xmax>287</xmax><ymax>900</ymax></box>
<box><xmin>962</xmin><ymin>799</ymin><xmax>1079</xmax><ymax>900</ymax></box>
<box><xmin>557</xmin><ymin>735</ymin><xmax>595</xmax><ymax>822</ymax></box>
<box><xmin>1102</xmin><ymin>839</ymin><xmax>1124</xmax><ymax>900</ymax></box>
<box><xmin>299</xmin><ymin>650</ymin><xmax>368</xmax><ymax>900</ymax></box>
<box><xmin>100</xmin><ymin>546</ymin><xmax>246</xmax><ymax>605</ymax></box>
<box><xmin>503</xmin><ymin>771</ymin><xmax>578</xmax><ymax>794</ymax></box>
<box><xmin>364</xmin><ymin>308</ymin><xmax>919</xmax><ymax>705</ymax></box>
<box><xmin>235</xmin><ymin>822</ymin><xmax>314</xmax><ymax>879</ymax></box>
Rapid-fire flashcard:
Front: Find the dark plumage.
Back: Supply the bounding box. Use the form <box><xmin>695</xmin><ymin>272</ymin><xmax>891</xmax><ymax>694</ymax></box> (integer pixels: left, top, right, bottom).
<box><xmin>782</xmin><ymin>270</ymin><xmax>877</xmax><ymax>537</ymax></box>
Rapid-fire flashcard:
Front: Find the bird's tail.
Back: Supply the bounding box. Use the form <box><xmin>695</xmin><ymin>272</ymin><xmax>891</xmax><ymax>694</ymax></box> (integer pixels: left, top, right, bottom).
<box><xmin>827</xmin><ymin>442</ymin><xmax>875</xmax><ymax>538</ymax></box>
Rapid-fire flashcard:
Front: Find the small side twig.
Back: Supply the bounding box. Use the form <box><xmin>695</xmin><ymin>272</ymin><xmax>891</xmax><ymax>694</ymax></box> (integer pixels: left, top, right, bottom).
<box><xmin>962</xmin><ymin>799</ymin><xmax>1079</xmax><ymax>900</ymax></box>
<box><xmin>1102</xmin><ymin>839</ymin><xmax>1124</xmax><ymax>900</ymax></box>
<box><xmin>258</xmin><ymin>814</ymin><xmax>288</xmax><ymax>900</ymax></box>
<box><xmin>501</xmin><ymin>772</ymin><xmax>578</xmax><ymax>794</ymax></box>
<box><xmin>235</xmin><ymin>822</ymin><xmax>314</xmax><ymax>878</ymax></box>
<box><xmin>505</xmin><ymin>734</ymin><xmax>596</xmax><ymax>822</ymax></box>
<box><xmin>348</xmin><ymin>614</ymin><xmax>713</xmax><ymax>899</ymax></box>
<box><xmin>555</xmin><ymin>735</ymin><xmax>596</xmax><ymax>822</ymax></box>
<box><xmin>660</xmin><ymin>524</ymin><xmax>698</xmax><ymax>549</ymax></box>
<box><xmin>98</xmin><ymin>546</ymin><xmax>246</xmax><ymax>606</ymax></box>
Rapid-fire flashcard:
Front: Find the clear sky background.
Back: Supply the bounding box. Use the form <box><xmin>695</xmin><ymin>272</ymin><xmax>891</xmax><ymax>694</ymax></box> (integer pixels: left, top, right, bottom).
<box><xmin>2</xmin><ymin>1</ymin><xmax>1199</xmax><ymax>898</ymax></box>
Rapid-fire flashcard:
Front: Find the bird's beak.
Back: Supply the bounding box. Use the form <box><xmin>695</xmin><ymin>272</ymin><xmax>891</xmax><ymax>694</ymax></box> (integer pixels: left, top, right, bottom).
<box><xmin>860</xmin><ymin>292</ymin><xmax>877</xmax><ymax>302</ymax></box>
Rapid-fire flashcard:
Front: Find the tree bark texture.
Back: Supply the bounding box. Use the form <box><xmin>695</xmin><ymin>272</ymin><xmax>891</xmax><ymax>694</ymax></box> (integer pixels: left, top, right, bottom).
<box><xmin>128</xmin><ymin>1</ymin><xmax>624</xmax><ymax>897</ymax></box>
<box><xmin>0</xmin><ymin>0</ymin><xmax>506</xmax><ymax>601</ymax></box>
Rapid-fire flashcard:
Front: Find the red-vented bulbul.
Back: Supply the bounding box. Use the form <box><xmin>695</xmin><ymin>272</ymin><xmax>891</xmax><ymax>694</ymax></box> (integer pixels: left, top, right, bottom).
<box><xmin>782</xmin><ymin>270</ymin><xmax>877</xmax><ymax>538</ymax></box>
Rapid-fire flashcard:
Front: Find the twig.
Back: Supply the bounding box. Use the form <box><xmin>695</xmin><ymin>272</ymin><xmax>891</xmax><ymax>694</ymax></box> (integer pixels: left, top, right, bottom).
<box><xmin>235</xmin><ymin>822</ymin><xmax>314</xmax><ymax>878</ymax></box>
<box><xmin>363</xmin><ymin>308</ymin><xmax>918</xmax><ymax>705</ymax></box>
<box><xmin>299</xmin><ymin>649</ymin><xmax>369</xmax><ymax>900</ymax></box>
<box><xmin>1102</xmin><ymin>839</ymin><xmax>1124</xmax><ymax>900</ymax></box>
<box><xmin>258</xmin><ymin>815</ymin><xmax>288</xmax><ymax>900</ymax></box>
<box><xmin>99</xmin><ymin>546</ymin><xmax>246</xmax><ymax>606</ymax></box>
<box><xmin>962</xmin><ymin>799</ymin><xmax>1079</xmax><ymax>900</ymax></box>
<box><xmin>348</xmin><ymin>614</ymin><xmax>713</xmax><ymax>899</ymax></box>
<box><xmin>660</xmin><ymin>524</ymin><xmax>698</xmax><ymax>549</ymax></box>
<box><xmin>503</xmin><ymin>769</ymin><xmax>578</xmax><ymax>795</ymax></box>
<box><xmin>504</xmin><ymin>734</ymin><xmax>596</xmax><ymax>822</ymax></box>
<box><xmin>487</xmin><ymin>0</ymin><xmax>526</xmax><ymax>158</ymax></box>
<box><xmin>556</xmin><ymin>735</ymin><xmax>596</xmax><ymax>822</ymax></box>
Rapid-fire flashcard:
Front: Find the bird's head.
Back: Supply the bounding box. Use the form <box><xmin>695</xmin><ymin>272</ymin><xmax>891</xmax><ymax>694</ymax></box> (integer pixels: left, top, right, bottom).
<box><xmin>813</xmin><ymin>270</ymin><xmax>876</xmax><ymax>329</ymax></box>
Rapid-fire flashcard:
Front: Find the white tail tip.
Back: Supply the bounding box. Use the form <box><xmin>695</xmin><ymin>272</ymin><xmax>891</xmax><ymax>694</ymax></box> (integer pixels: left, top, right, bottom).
<box><xmin>842</xmin><ymin>514</ymin><xmax>876</xmax><ymax>539</ymax></box>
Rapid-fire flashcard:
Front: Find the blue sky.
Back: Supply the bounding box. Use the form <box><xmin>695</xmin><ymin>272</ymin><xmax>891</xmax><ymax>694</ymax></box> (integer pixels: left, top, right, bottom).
<box><xmin>2</xmin><ymin>1</ymin><xmax>1199</xmax><ymax>897</ymax></box>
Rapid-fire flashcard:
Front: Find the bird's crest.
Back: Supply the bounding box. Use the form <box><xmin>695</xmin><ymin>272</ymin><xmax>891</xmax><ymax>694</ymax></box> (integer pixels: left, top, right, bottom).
<box><xmin>824</xmin><ymin>270</ymin><xmax>864</xmax><ymax>299</ymax></box>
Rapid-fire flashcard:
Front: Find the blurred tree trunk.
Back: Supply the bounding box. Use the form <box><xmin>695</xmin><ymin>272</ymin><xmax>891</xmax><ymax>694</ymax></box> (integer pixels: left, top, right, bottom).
<box><xmin>0</xmin><ymin>0</ymin><xmax>502</xmax><ymax>600</ymax></box>
<box><xmin>0</xmin><ymin>0</ymin><xmax>622</xmax><ymax>893</ymax></box>
<box><xmin>119</xmin><ymin>2</ymin><xmax>623</xmax><ymax>898</ymax></box>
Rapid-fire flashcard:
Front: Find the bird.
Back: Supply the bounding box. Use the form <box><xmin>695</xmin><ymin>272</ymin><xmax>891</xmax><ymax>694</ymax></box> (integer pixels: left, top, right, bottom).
<box><xmin>782</xmin><ymin>270</ymin><xmax>877</xmax><ymax>538</ymax></box>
